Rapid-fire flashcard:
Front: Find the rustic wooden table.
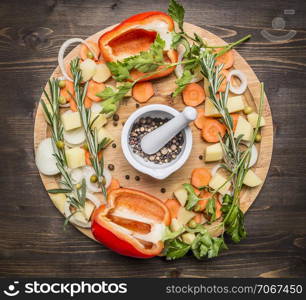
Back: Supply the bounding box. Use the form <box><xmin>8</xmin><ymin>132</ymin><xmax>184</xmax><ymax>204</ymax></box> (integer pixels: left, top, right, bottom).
<box><xmin>0</xmin><ymin>0</ymin><xmax>305</xmax><ymax>278</ymax></box>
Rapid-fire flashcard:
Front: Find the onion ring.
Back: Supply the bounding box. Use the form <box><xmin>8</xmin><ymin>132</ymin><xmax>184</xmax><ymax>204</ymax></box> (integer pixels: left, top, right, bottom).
<box><xmin>58</xmin><ymin>38</ymin><xmax>98</xmax><ymax>81</ymax></box>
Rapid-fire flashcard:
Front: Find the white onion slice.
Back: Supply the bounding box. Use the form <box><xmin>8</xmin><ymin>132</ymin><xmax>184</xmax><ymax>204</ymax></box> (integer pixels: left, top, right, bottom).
<box><xmin>58</xmin><ymin>38</ymin><xmax>98</xmax><ymax>81</ymax></box>
<box><xmin>211</xmin><ymin>164</ymin><xmax>222</xmax><ymax>177</ymax></box>
<box><xmin>248</xmin><ymin>144</ymin><xmax>258</xmax><ymax>168</ymax></box>
<box><xmin>175</xmin><ymin>45</ymin><xmax>203</xmax><ymax>83</ymax></box>
<box><xmin>63</xmin><ymin>127</ymin><xmax>86</xmax><ymax>145</ymax></box>
<box><xmin>91</xmin><ymin>102</ymin><xmax>103</xmax><ymax>114</ymax></box>
<box><xmin>64</xmin><ymin>192</ymin><xmax>100</xmax><ymax>228</ymax></box>
<box><xmin>227</xmin><ymin>70</ymin><xmax>248</xmax><ymax>95</ymax></box>
<box><xmin>83</xmin><ymin>166</ymin><xmax>112</xmax><ymax>193</ymax></box>
<box><xmin>35</xmin><ymin>138</ymin><xmax>59</xmax><ymax>176</ymax></box>
<box><xmin>70</xmin><ymin>168</ymin><xmax>84</xmax><ymax>184</ymax></box>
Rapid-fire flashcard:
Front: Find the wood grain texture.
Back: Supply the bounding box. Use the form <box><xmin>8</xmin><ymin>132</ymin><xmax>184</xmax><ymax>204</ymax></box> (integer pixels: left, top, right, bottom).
<box><xmin>0</xmin><ymin>0</ymin><xmax>305</xmax><ymax>278</ymax></box>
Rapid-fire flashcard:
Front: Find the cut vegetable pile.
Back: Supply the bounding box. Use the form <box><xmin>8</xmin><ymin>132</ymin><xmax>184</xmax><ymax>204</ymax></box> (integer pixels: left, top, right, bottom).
<box><xmin>36</xmin><ymin>0</ymin><xmax>267</xmax><ymax>260</ymax></box>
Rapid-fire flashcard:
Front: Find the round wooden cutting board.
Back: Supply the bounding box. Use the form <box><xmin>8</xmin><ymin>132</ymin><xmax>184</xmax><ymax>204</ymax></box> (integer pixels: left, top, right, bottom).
<box><xmin>34</xmin><ymin>23</ymin><xmax>273</xmax><ymax>241</ymax></box>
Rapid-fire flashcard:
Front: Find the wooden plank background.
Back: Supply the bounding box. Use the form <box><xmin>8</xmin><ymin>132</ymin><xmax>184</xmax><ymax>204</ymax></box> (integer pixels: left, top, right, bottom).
<box><xmin>0</xmin><ymin>0</ymin><xmax>305</xmax><ymax>278</ymax></box>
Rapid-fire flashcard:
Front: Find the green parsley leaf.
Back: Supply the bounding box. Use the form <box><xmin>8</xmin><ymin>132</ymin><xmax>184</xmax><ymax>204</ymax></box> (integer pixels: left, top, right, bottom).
<box><xmin>164</xmin><ymin>238</ymin><xmax>190</xmax><ymax>260</ymax></box>
<box><xmin>183</xmin><ymin>183</ymin><xmax>200</xmax><ymax>210</ymax></box>
<box><xmin>107</xmin><ymin>61</ymin><xmax>130</xmax><ymax>81</ymax></box>
<box><xmin>205</xmin><ymin>198</ymin><xmax>217</xmax><ymax>221</ymax></box>
<box><xmin>173</xmin><ymin>70</ymin><xmax>193</xmax><ymax>97</ymax></box>
<box><xmin>168</xmin><ymin>0</ymin><xmax>185</xmax><ymax>31</ymax></box>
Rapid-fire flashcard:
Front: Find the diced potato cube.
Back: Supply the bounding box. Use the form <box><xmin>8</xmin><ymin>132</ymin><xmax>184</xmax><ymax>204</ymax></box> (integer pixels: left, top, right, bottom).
<box><xmin>182</xmin><ymin>233</ymin><xmax>196</xmax><ymax>244</ymax></box>
<box><xmin>51</xmin><ymin>193</ymin><xmax>66</xmax><ymax>213</ymax></box>
<box><xmin>97</xmin><ymin>128</ymin><xmax>114</xmax><ymax>144</ymax></box>
<box><xmin>80</xmin><ymin>58</ymin><xmax>97</xmax><ymax>81</ymax></box>
<box><xmin>116</xmin><ymin>82</ymin><xmax>132</xmax><ymax>97</ymax></box>
<box><xmin>61</xmin><ymin>111</ymin><xmax>81</xmax><ymax>131</ymax></box>
<box><xmin>170</xmin><ymin>218</ymin><xmax>183</xmax><ymax>232</ymax></box>
<box><xmin>209</xmin><ymin>173</ymin><xmax>231</xmax><ymax>195</ymax></box>
<box><xmin>84</xmin><ymin>200</ymin><xmax>95</xmax><ymax>220</ymax></box>
<box><xmin>177</xmin><ymin>207</ymin><xmax>196</xmax><ymax>225</ymax></box>
<box><xmin>227</xmin><ymin>96</ymin><xmax>245</xmax><ymax>113</ymax></box>
<box><xmin>247</xmin><ymin>112</ymin><xmax>266</xmax><ymax>128</ymax></box>
<box><xmin>204</xmin><ymin>98</ymin><xmax>220</xmax><ymax>117</ymax></box>
<box><xmin>204</xmin><ymin>96</ymin><xmax>245</xmax><ymax>117</ymax></box>
<box><xmin>234</xmin><ymin>116</ymin><xmax>253</xmax><ymax>142</ymax></box>
<box><xmin>243</xmin><ymin>169</ymin><xmax>262</xmax><ymax>187</ymax></box>
<box><xmin>66</xmin><ymin>147</ymin><xmax>86</xmax><ymax>169</ymax></box>
<box><xmin>93</xmin><ymin>63</ymin><xmax>111</xmax><ymax>83</ymax></box>
<box><xmin>90</xmin><ymin>113</ymin><xmax>107</xmax><ymax>130</ymax></box>
<box><xmin>174</xmin><ymin>188</ymin><xmax>188</xmax><ymax>207</ymax></box>
<box><xmin>205</xmin><ymin>143</ymin><xmax>223</xmax><ymax>162</ymax></box>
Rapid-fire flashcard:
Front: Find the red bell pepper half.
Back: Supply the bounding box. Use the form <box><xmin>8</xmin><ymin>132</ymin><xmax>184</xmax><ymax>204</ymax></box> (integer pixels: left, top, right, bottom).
<box><xmin>98</xmin><ymin>11</ymin><xmax>178</xmax><ymax>81</ymax></box>
<box><xmin>91</xmin><ymin>188</ymin><xmax>171</xmax><ymax>258</ymax></box>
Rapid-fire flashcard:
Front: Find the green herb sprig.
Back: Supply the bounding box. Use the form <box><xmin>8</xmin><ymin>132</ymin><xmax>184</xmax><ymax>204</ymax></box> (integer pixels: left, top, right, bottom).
<box><xmin>41</xmin><ymin>79</ymin><xmax>88</xmax><ymax>226</ymax></box>
<box><xmin>69</xmin><ymin>58</ymin><xmax>110</xmax><ymax>198</ymax></box>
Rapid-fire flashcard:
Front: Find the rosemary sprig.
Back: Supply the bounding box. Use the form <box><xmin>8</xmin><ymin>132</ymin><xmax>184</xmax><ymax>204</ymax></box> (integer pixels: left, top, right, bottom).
<box><xmin>69</xmin><ymin>58</ymin><xmax>108</xmax><ymax>198</ymax></box>
<box><xmin>41</xmin><ymin>79</ymin><xmax>88</xmax><ymax>226</ymax></box>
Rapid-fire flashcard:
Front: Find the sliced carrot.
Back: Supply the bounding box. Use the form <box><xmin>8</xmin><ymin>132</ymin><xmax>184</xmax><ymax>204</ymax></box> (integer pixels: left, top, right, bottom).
<box><xmin>165</xmin><ymin>198</ymin><xmax>181</xmax><ymax>219</ymax></box>
<box><xmin>107</xmin><ymin>178</ymin><xmax>121</xmax><ymax>194</ymax></box>
<box><xmin>80</xmin><ymin>41</ymin><xmax>100</xmax><ymax>61</ymax></box>
<box><xmin>70</xmin><ymin>98</ymin><xmax>77</xmax><ymax>112</ymax></box>
<box><xmin>215</xmin><ymin>48</ymin><xmax>234</xmax><ymax>70</ymax></box>
<box><xmin>217</xmin><ymin>69</ymin><xmax>230</xmax><ymax>93</ymax></box>
<box><xmin>192</xmin><ymin>213</ymin><xmax>205</xmax><ymax>224</ymax></box>
<box><xmin>230</xmin><ymin>113</ymin><xmax>239</xmax><ymax>131</ymax></box>
<box><xmin>84</xmin><ymin>96</ymin><xmax>92</xmax><ymax>109</ymax></box>
<box><xmin>194</xmin><ymin>188</ymin><xmax>201</xmax><ymax>196</ymax></box>
<box><xmin>132</xmin><ymin>81</ymin><xmax>154</xmax><ymax>103</ymax></box>
<box><xmin>182</xmin><ymin>83</ymin><xmax>205</xmax><ymax>107</ymax></box>
<box><xmin>87</xmin><ymin>80</ymin><xmax>105</xmax><ymax>102</ymax></box>
<box><xmin>191</xmin><ymin>168</ymin><xmax>212</xmax><ymax>189</ymax></box>
<box><xmin>202</xmin><ymin>119</ymin><xmax>226</xmax><ymax>143</ymax></box>
<box><xmin>194</xmin><ymin>108</ymin><xmax>207</xmax><ymax>130</ymax></box>
<box><xmin>60</xmin><ymin>80</ymin><xmax>74</xmax><ymax>102</ymax></box>
<box><xmin>85</xmin><ymin>150</ymin><xmax>102</xmax><ymax>166</ymax></box>
<box><xmin>215</xmin><ymin>199</ymin><xmax>222</xmax><ymax>219</ymax></box>
<box><xmin>196</xmin><ymin>191</ymin><xmax>213</xmax><ymax>211</ymax></box>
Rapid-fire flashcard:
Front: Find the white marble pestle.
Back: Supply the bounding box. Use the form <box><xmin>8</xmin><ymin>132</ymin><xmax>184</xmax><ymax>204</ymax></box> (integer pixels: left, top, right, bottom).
<box><xmin>140</xmin><ymin>106</ymin><xmax>197</xmax><ymax>155</ymax></box>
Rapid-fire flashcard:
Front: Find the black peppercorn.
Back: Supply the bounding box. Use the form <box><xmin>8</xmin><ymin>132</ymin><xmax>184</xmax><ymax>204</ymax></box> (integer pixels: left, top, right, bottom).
<box><xmin>135</xmin><ymin>176</ymin><xmax>140</xmax><ymax>181</ymax></box>
<box><xmin>161</xmin><ymin>188</ymin><xmax>166</xmax><ymax>193</ymax></box>
<box><xmin>108</xmin><ymin>164</ymin><xmax>115</xmax><ymax>171</ymax></box>
<box><xmin>125</xmin><ymin>175</ymin><xmax>130</xmax><ymax>180</ymax></box>
<box><xmin>113</xmin><ymin>114</ymin><xmax>119</xmax><ymax>121</ymax></box>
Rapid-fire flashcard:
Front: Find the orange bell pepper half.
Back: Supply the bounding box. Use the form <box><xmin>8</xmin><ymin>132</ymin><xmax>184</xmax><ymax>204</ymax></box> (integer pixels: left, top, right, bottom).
<box><xmin>91</xmin><ymin>188</ymin><xmax>171</xmax><ymax>258</ymax></box>
<box><xmin>98</xmin><ymin>11</ymin><xmax>178</xmax><ymax>81</ymax></box>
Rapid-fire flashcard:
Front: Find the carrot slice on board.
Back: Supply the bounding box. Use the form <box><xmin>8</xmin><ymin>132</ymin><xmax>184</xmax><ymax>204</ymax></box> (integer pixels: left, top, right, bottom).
<box><xmin>191</xmin><ymin>168</ymin><xmax>212</xmax><ymax>189</ymax></box>
<box><xmin>80</xmin><ymin>41</ymin><xmax>100</xmax><ymax>61</ymax></box>
<box><xmin>194</xmin><ymin>108</ymin><xmax>207</xmax><ymax>129</ymax></box>
<box><xmin>202</xmin><ymin>119</ymin><xmax>226</xmax><ymax>143</ymax></box>
<box><xmin>217</xmin><ymin>69</ymin><xmax>230</xmax><ymax>93</ymax></box>
<box><xmin>70</xmin><ymin>98</ymin><xmax>77</xmax><ymax>112</ymax></box>
<box><xmin>192</xmin><ymin>213</ymin><xmax>205</xmax><ymax>224</ymax></box>
<box><xmin>165</xmin><ymin>198</ymin><xmax>181</xmax><ymax>219</ymax></box>
<box><xmin>196</xmin><ymin>191</ymin><xmax>213</xmax><ymax>211</ymax></box>
<box><xmin>84</xmin><ymin>96</ymin><xmax>92</xmax><ymax>109</ymax></box>
<box><xmin>87</xmin><ymin>80</ymin><xmax>105</xmax><ymax>102</ymax></box>
<box><xmin>132</xmin><ymin>81</ymin><xmax>154</xmax><ymax>103</ymax></box>
<box><xmin>215</xmin><ymin>48</ymin><xmax>234</xmax><ymax>70</ymax></box>
<box><xmin>182</xmin><ymin>83</ymin><xmax>205</xmax><ymax>107</ymax></box>
<box><xmin>60</xmin><ymin>80</ymin><xmax>74</xmax><ymax>102</ymax></box>
<box><xmin>215</xmin><ymin>199</ymin><xmax>222</xmax><ymax>219</ymax></box>
<box><xmin>85</xmin><ymin>150</ymin><xmax>102</xmax><ymax>166</ymax></box>
<box><xmin>107</xmin><ymin>178</ymin><xmax>121</xmax><ymax>194</ymax></box>
<box><xmin>230</xmin><ymin>113</ymin><xmax>239</xmax><ymax>131</ymax></box>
